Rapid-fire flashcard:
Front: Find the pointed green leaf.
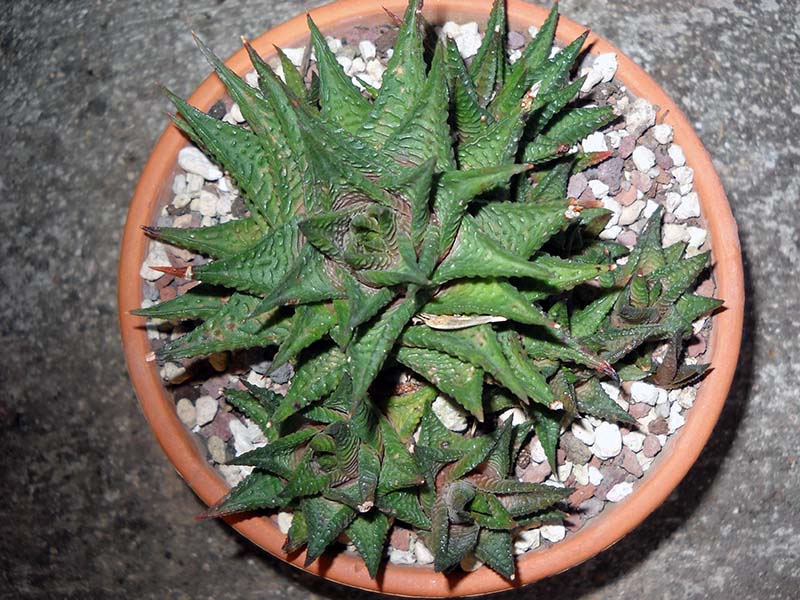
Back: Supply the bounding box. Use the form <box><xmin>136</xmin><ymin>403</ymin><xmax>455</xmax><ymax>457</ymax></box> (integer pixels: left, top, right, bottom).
<box><xmin>273</xmin><ymin>345</ymin><xmax>345</xmax><ymax>423</ymax></box>
<box><xmin>382</xmin><ymin>383</ymin><xmax>436</xmax><ymax>440</ymax></box>
<box><xmin>156</xmin><ymin>293</ymin><xmax>291</xmax><ymax>360</ymax></box>
<box><xmin>131</xmin><ymin>284</ymin><xmax>226</xmax><ymax>320</ymax></box>
<box><xmin>346</xmin><ymin>511</ymin><xmax>390</xmax><ymax>578</ymax></box>
<box><xmin>433</xmin><ymin>216</ymin><xmax>555</xmax><ymax>284</ymax></box>
<box><xmin>378</xmin><ymin>418</ymin><xmax>424</xmax><ymax>494</ymax></box>
<box><xmin>307</xmin><ymin>16</ymin><xmax>370</xmax><ymax>132</ymax></box>
<box><xmin>302</xmin><ymin>497</ymin><xmax>356</xmax><ymax>566</ymax></box>
<box><xmin>395</xmin><ymin>346</ymin><xmax>485</xmax><ymax>420</ymax></box>
<box><xmin>474</xmin><ymin>528</ymin><xmax>515</xmax><ymax>579</ymax></box>
<box><xmin>401</xmin><ymin>324</ymin><xmax>530</xmax><ymax>403</ymax></box>
<box><xmin>575</xmin><ymin>378</ymin><xmax>635</xmax><ymax>424</ymax></box>
<box><xmin>376</xmin><ymin>490</ymin><xmax>431</xmax><ymax>529</ymax></box>
<box><xmin>272</xmin><ymin>302</ymin><xmax>337</xmax><ymax>367</ymax></box>
<box><xmin>146</xmin><ymin>217</ymin><xmax>265</xmax><ymax>260</ymax></box>
<box><xmin>200</xmin><ymin>472</ymin><xmax>283</xmax><ymax>518</ymax></box>
<box><xmin>191</xmin><ymin>219</ymin><xmax>302</xmax><ymax>295</ymax></box>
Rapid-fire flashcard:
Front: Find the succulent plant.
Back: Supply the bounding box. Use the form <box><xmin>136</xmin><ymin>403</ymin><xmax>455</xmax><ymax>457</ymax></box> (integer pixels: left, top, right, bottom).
<box><xmin>135</xmin><ymin>0</ymin><xmax>721</xmax><ymax>580</ymax></box>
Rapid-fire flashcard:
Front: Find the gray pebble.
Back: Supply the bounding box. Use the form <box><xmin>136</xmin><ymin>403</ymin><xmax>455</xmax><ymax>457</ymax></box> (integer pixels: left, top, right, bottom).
<box><xmin>507</xmin><ymin>30</ymin><xmax>526</xmax><ymax>50</ymax></box>
<box><xmin>579</xmin><ymin>497</ymin><xmax>605</xmax><ymax>519</ymax></box>
<box><xmin>269</xmin><ymin>362</ymin><xmax>294</xmax><ymax>384</ymax></box>
<box><xmin>567</xmin><ymin>172</ymin><xmax>588</xmax><ymax>198</ymax></box>
<box><xmin>144</xmin><ymin>284</ymin><xmax>160</xmax><ymax>301</ymax></box>
<box><xmin>208</xmin><ymin>100</ymin><xmax>226</xmax><ymax>120</ymax></box>
<box><xmin>596</xmin><ymin>156</ymin><xmax>624</xmax><ymax>194</ymax></box>
<box><xmin>561</xmin><ymin>431</ymin><xmax>593</xmax><ymax>465</ymax></box>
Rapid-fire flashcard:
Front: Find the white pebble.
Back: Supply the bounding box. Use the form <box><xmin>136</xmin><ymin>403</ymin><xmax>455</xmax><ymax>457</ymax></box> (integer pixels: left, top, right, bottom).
<box><xmin>632</xmin><ymin>145</ymin><xmax>656</xmax><ymax>172</ymax></box>
<box><xmin>625</xmin><ymin>98</ymin><xmax>656</xmax><ymax>136</ymax></box>
<box><xmin>591</xmin><ymin>422</ymin><xmax>622</xmax><ymax>459</ymax></box>
<box><xmin>140</xmin><ymin>241</ymin><xmax>171</xmax><ymax>281</ymax></box>
<box><xmin>229</xmin><ymin>418</ymin><xmax>266</xmax><ymax>456</ymax></box>
<box><xmin>571</xmin><ymin>418</ymin><xmax>595</xmax><ymax>446</ymax></box>
<box><xmin>325</xmin><ymin>37</ymin><xmax>342</xmax><ymax>53</ymax></box>
<box><xmin>687</xmin><ymin>226</ymin><xmax>707</xmax><ymax>248</ymax></box>
<box><xmin>282</xmin><ymin>47</ymin><xmax>305</xmax><ymax>67</ymax></box>
<box><xmin>557</xmin><ymin>462</ymin><xmax>573</xmax><ymax>481</ymax></box>
<box><xmin>216</xmin><ymin>195</ymin><xmax>233</xmax><ymax>217</ymax></box>
<box><xmin>675</xmin><ymin>387</ymin><xmax>697</xmax><ymax>409</ymax></box>
<box><xmin>178</xmin><ymin>147</ymin><xmax>223</xmax><ymax>181</ymax></box>
<box><xmin>277</xmin><ymin>511</ymin><xmax>294</xmax><ymax>534</ymax></box>
<box><xmin>160</xmin><ymin>362</ymin><xmax>186</xmax><ymax>384</ymax></box>
<box><xmin>191</xmin><ymin>190</ymin><xmax>219</xmax><ymax>217</ymax></box>
<box><xmin>349</xmin><ymin>57</ymin><xmax>366</xmax><ymax>75</ymax></box>
<box><xmin>668</xmin><ymin>144</ymin><xmax>686</xmax><ymax>166</ymax></box>
<box><xmin>642</xmin><ymin>199</ymin><xmax>660</xmax><ymax>219</ymax></box>
<box><xmin>460</xmin><ymin>21</ymin><xmax>479</xmax><ymax>36</ymax></box>
<box><xmin>172</xmin><ymin>193</ymin><xmax>192</xmax><ymax>209</ymax></box>
<box><xmin>573</xmin><ymin>463</ymin><xmax>590</xmax><ymax>486</ymax></box>
<box><xmin>527</xmin><ymin>25</ymin><xmax>540</xmax><ymax>38</ymax></box>
<box><xmin>172</xmin><ymin>173</ymin><xmax>186</xmax><ymax>194</ymax></box>
<box><xmin>665</xmin><ymin>191</ymin><xmax>683</xmax><ymax>213</ymax></box>
<box><xmin>176</xmin><ymin>398</ymin><xmax>197</xmax><ymax>428</ymax></box>
<box><xmin>529</xmin><ymin>437</ymin><xmax>547</xmax><ymax>463</ymax></box>
<box><xmin>673</xmin><ymin>166</ymin><xmax>694</xmax><ymax>185</ymax></box>
<box><xmin>579</xmin><ymin>67</ymin><xmax>603</xmax><ymax>93</ymax></box>
<box><xmin>622</xmin><ymin>431</ymin><xmax>646</xmax><ymax>453</ymax></box>
<box><xmin>630</xmin><ymin>381</ymin><xmax>661</xmax><ymax>406</ymax></box>
<box><xmin>582</xmin><ymin>131</ymin><xmax>609</xmax><ymax>153</ymax></box>
<box><xmin>225</xmin><ymin>104</ymin><xmax>242</xmax><ymax>125</ymax></box>
<box><xmin>389</xmin><ymin>548</ymin><xmax>416</xmax><ymax>565</ymax></box>
<box><xmin>195</xmin><ymin>395</ymin><xmax>218</xmax><ymax>427</ymax></box>
<box><xmin>246</xmin><ymin>371</ymin><xmax>268</xmax><ymax>388</ymax></box>
<box><xmin>663</xmin><ymin>223</ymin><xmax>689</xmax><ymax>247</ymax></box>
<box><xmin>499</xmin><ymin>408</ymin><xmax>527</xmax><ymax>426</ymax></box>
<box><xmin>588</xmin><ymin>466</ymin><xmax>604</xmax><ymax>486</ymax></box>
<box><xmin>652</xmin><ymin>123</ymin><xmax>674</xmax><ymax>145</ymax></box>
<box><xmin>606</xmin><ymin>131</ymin><xmax>622</xmax><ymax>149</ymax></box>
<box><xmin>244</xmin><ymin>71</ymin><xmax>259</xmax><ymax>88</ymax></box>
<box><xmin>540</xmin><ymin>524</ymin><xmax>566</xmax><ymax>543</ymax></box>
<box><xmin>207</xmin><ymin>435</ymin><xmax>227</xmax><ymax>464</ymax></box>
<box><xmin>594</xmin><ymin>52</ymin><xmax>618</xmax><ymax>82</ymax></box>
<box><xmin>216</xmin><ymin>176</ymin><xmax>233</xmax><ymax>194</ymax></box>
<box><xmin>442</xmin><ymin>21</ymin><xmax>461</xmax><ymax>38</ymax></box>
<box><xmin>637</xmin><ymin>454</ymin><xmax>654</xmax><ymax>471</ymax></box>
<box><xmin>358</xmin><ymin>39</ymin><xmax>377</xmax><ymax>60</ymax></box>
<box><xmin>601</xmin><ymin>197</ymin><xmax>622</xmax><ymax>226</ymax></box>
<box><xmin>336</xmin><ymin>55</ymin><xmax>353</xmax><ymax>72</ymax></box>
<box><xmin>513</xmin><ymin>527</ymin><xmax>541</xmax><ymax>555</ymax></box>
<box><xmin>619</xmin><ymin>199</ymin><xmax>645</xmax><ymax>226</ymax></box>
<box><xmin>599</xmin><ymin>224</ymin><xmax>622</xmax><ymax>241</ymax></box>
<box><xmin>186</xmin><ymin>172</ymin><xmax>204</xmax><ymax>193</ymax></box>
<box><xmin>218</xmin><ymin>464</ymin><xmax>253</xmax><ymax>487</ymax></box>
<box><xmin>606</xmin><ymin>481</ymin><xmax>634</xmax><ymax>502</ymax></box>
<box><xmin>588</xmin><ymin>179</ymin><xmax>609</xmax><ymax>198</ymax></box>
<box><xmin>668</xmin><ymin>403</ymin><xmax>686</xmax><ymax>434</ymax></box>
<box><xmin>456</xmin><ymin>33</ymin><xmax>482</xmax><ymax>58</ymax></box>
<box><xmin>414</xmin><ymin>539</ymin><xmax>434</xmax><ymax>564</ymax></box>
<box><xmin>366</xmin><ymin>59</ymin><xmax>386</xmax><ymax>82</ymax></box>
<box><xmin>675</xmin><ymin>192</ymin><xmax>701</xmax><ymax>219</ymax></box>
<box><xmin>432</xmin><ymin>396</ymin><xmax>468</xmax><ymax>431</ymax></box>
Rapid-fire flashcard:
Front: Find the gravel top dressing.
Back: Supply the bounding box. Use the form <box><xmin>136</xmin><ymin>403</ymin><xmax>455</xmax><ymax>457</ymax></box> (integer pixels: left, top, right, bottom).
<box><xmin>138</xmin><ymin>18</ymin><xmax>714</xmax><ymax>572</ymax></box>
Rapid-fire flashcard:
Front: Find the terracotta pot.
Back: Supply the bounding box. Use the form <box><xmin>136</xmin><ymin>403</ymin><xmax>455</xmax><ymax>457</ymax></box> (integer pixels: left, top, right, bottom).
<box><xmin>118</xmin><ymin>0</ymin><xmax>744</xmax><ymax>596</ymax></box>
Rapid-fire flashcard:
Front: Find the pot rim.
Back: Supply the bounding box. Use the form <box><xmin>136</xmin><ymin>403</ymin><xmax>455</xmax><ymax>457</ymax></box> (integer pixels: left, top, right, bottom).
<box><xmin>118</xmin><ymin>0</ymin><xmax>744</xmax><ymax>596</ymax></box>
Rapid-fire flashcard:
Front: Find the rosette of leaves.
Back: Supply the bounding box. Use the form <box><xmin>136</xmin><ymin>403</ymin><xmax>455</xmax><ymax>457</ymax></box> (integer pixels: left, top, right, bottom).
<box><xmin>135</xmin><ymin>0</ymin><xmax>721</xmax><ymax>579</ymax></box>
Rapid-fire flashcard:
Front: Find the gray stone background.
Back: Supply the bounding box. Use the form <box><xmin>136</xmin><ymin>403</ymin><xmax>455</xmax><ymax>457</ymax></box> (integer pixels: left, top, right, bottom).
<box><xmin>1</xmin><ymin>0</ymin><xmax>798</xmax><ymax>598</ymax></box>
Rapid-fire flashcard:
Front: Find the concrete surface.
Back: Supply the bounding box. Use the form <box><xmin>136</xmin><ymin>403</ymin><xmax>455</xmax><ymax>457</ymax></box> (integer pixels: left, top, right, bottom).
<box><xmin>1</xmin><ymin>0</ymin><xmax>798</xmax><ymax>598</ymax></box>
